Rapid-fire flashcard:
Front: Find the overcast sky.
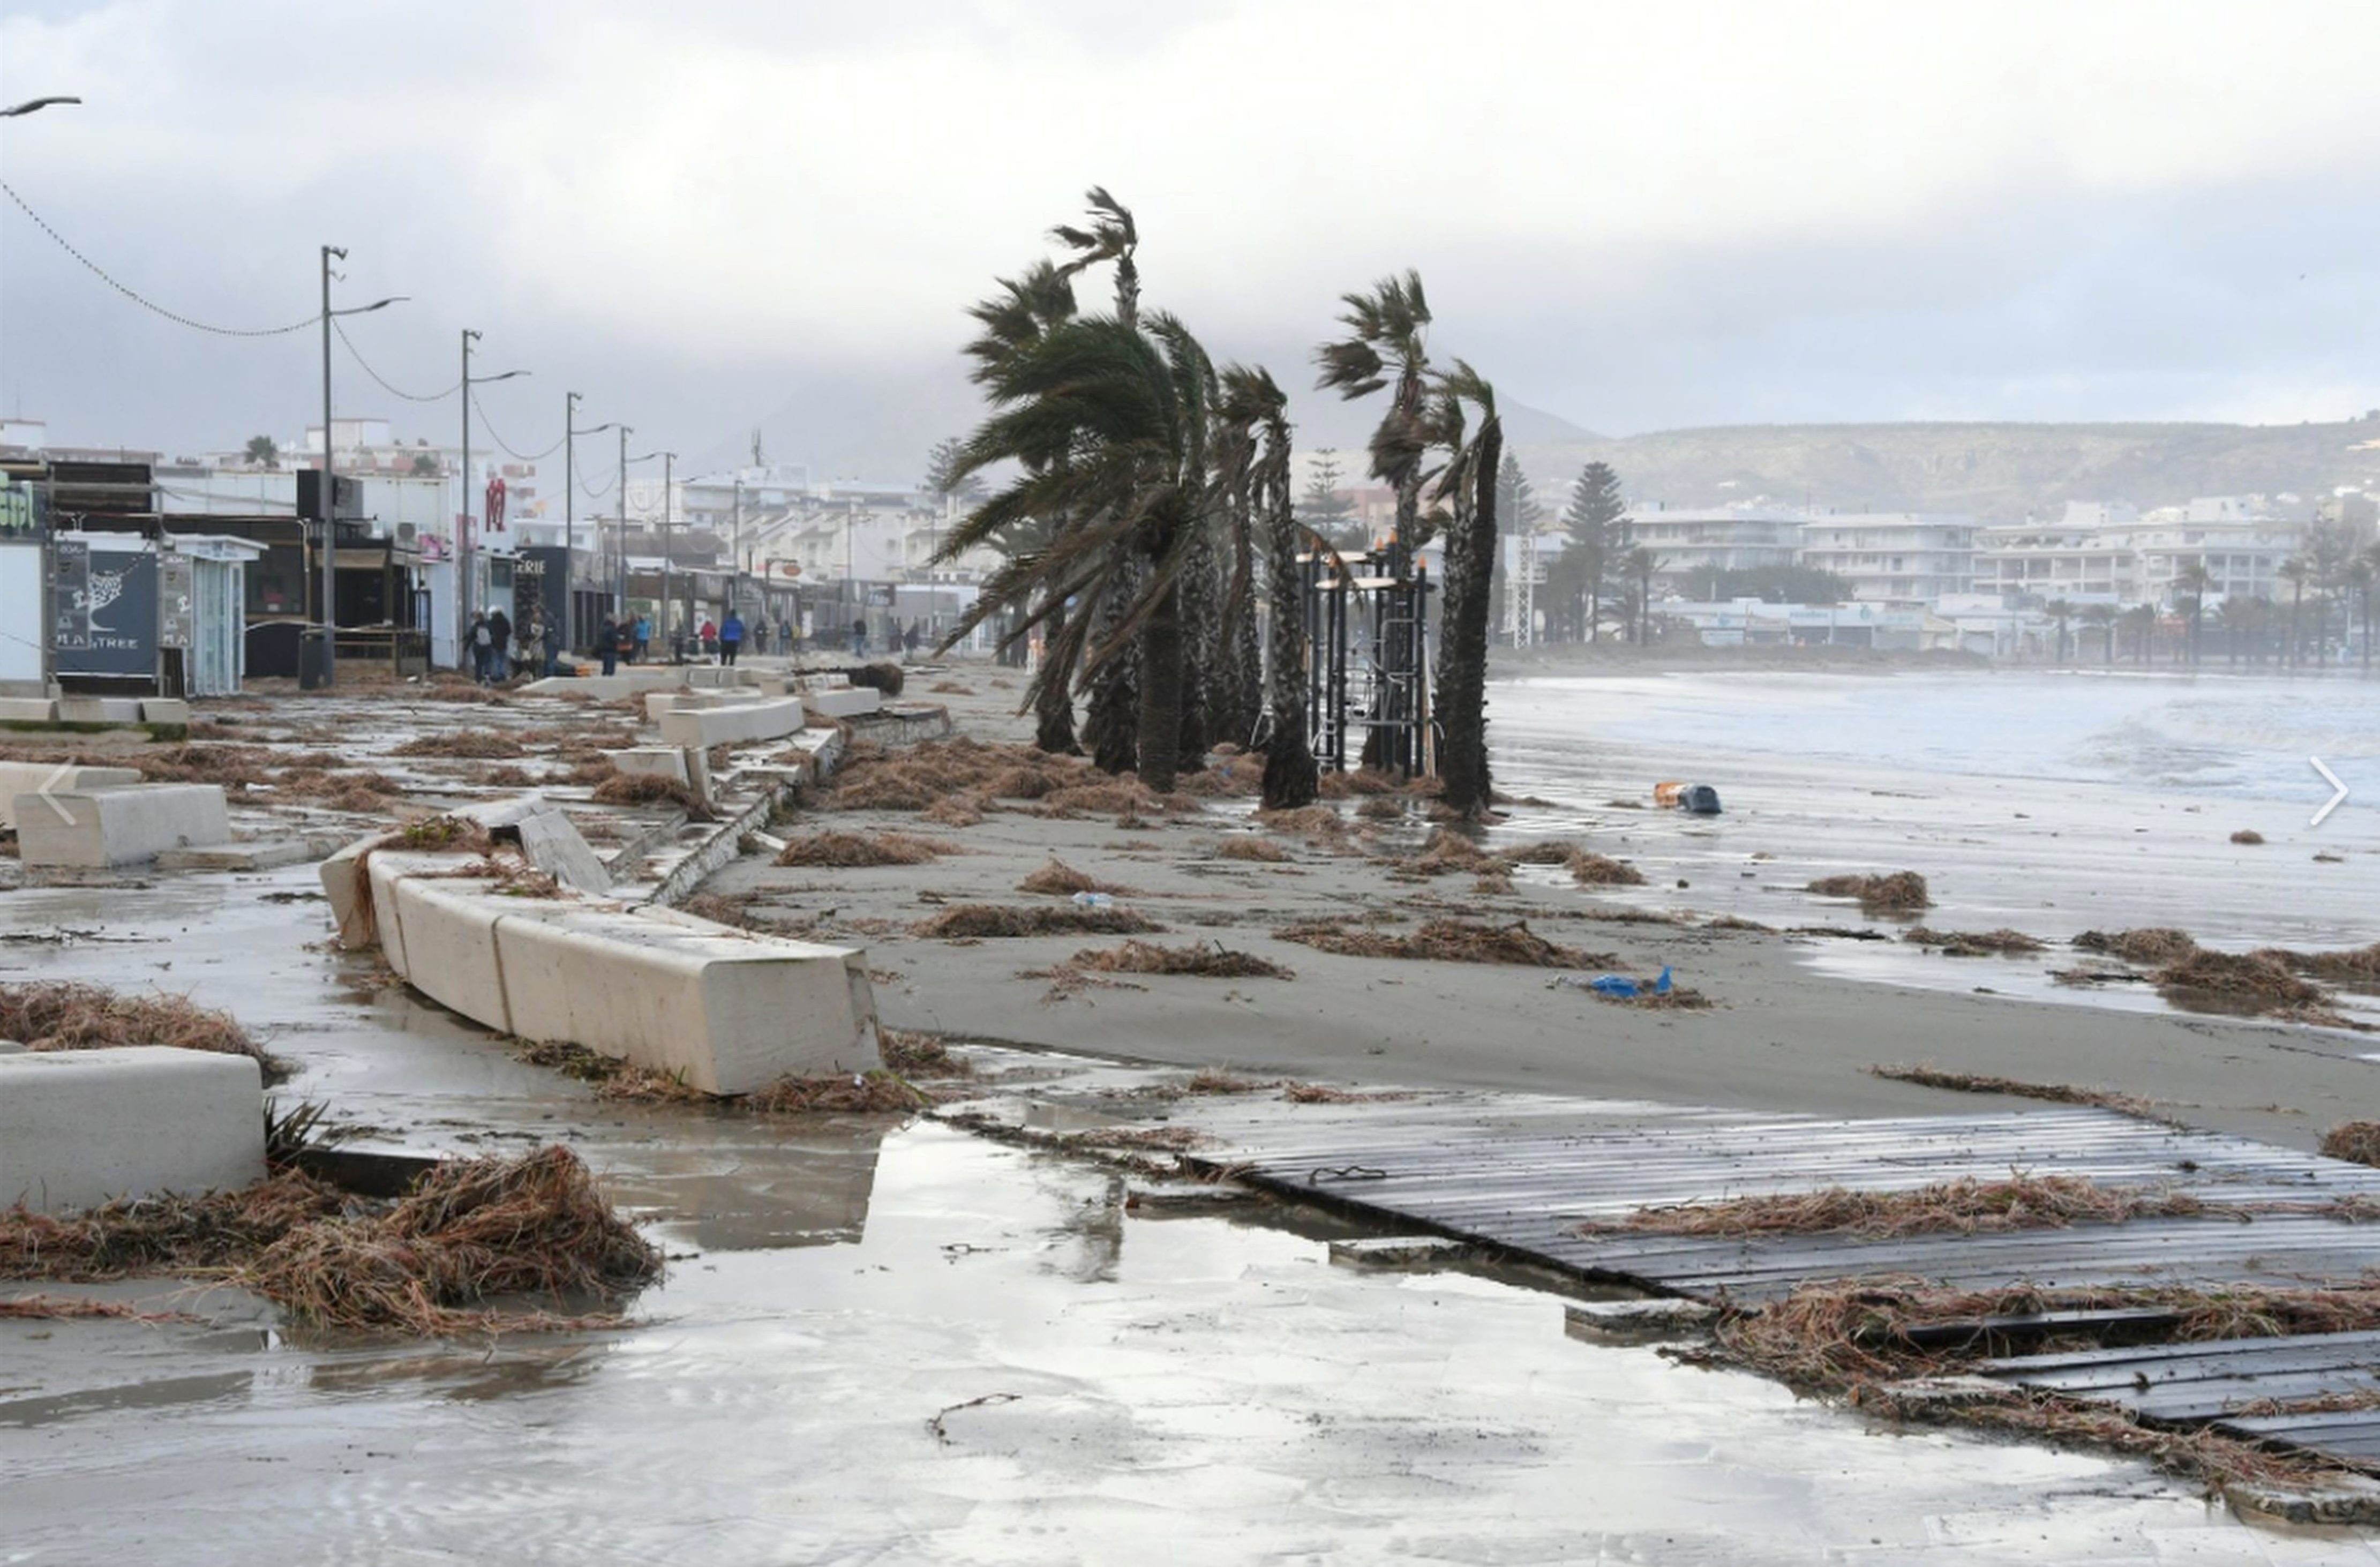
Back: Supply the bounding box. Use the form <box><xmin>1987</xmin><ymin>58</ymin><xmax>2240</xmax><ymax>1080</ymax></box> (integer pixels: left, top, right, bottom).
<box><xmin>5</xmin><ymin>0</ymin><xmax>2378</xmax><ymax>477</ymax></box>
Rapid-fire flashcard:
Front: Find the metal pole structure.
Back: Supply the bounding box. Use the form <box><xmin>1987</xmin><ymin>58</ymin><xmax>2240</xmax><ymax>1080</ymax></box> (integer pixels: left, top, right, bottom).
<box><xmin>732</xmin><ymin>477</ymin><xmax>742</xmax><ymax>623</ymax></box>
<box><xmin>616</xmin><ymin>426</ymin><xmax>632</xmax><ymax>611</ymax></box>
<box><xmin>454</xmin><ymin>333</ymin><xmax>527</xmax><ymax>667</ymax></box>
<box><xmin>319</xmin><ymin>245</ymin><xmax>339</xmax><ymax>687</ymax></box>
<box><xmin>565</xmin><ymin>391</ymin><xmax>580</xmax><ymax>655</ymax></box>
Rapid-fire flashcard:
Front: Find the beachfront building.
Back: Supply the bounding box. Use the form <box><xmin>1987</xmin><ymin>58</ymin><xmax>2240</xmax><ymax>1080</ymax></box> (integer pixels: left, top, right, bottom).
<box><xmin>1972</xmin><ymin>498</ymin><xmax>2302</xmax><ymax>609</ymax></box>
<box><xmin>1792</xmin><ymin>512</ymin><xmax>1977</xmax><ymax>603</ymax></box>
<box><xmin>1662</xmin><ymin>597</ymin><xmax>1962</xmax><ymax>650</ymax></box>
<box><xmin>1620</xmin><ymin>504</ymin><xmax>1804</xmax><ymax>597</ymax></box>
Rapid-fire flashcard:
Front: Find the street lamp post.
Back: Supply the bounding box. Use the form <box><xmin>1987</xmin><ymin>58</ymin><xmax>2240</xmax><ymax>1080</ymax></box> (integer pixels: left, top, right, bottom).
<box><xmin>655</xmin><ymin>452</ymin><xmax>680</xmax><ymax>658</ymax></box>
<box><xmin>619</xmin><ymin>437</ymin><xmax>659</xmax><ymax>647</ymax></box>
<box><xmin>0</xmin><ymin>96</ymin><xmax>81</xmax><ymax>117</ymax></box>
<box><xmin>456</xmin><ymin>329</ymin><xmax>526</xmax><ymax>659</ymax></box>
<box><xmin>316</xmin><ymin>246</ymin><xmax>401</xmax><ymax>689</ymax></box>
<box><xmin>564</xmin><ymin>393</ymin><xmax>614</xmax><ymax>656</ymax></box>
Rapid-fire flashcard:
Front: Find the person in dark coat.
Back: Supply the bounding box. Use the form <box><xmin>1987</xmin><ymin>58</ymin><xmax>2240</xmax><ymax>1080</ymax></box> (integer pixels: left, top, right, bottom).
<box><xmin>487</xmin><ymin>606</ymin><xmax>513</xmax><ymax>681</ymax></box>
<box><xmin>597</xmin><ymin>616</ymin><xmax>619</xmax><ymax>676</ymax></box>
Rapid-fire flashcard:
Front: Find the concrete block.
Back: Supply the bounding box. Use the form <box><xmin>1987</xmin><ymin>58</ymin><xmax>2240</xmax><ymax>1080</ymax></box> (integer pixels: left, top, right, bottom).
<box><xmin>318</xmin><ymin>832</ymin><xmax>386</xmax><ymax>949</ymax></box>
<box><xmin>156</xmin><ymin>838</ymin><xmax>324</xmax><ymax>872</ymax></box>
<box><xmin>657</xmin><ymin>697</ymin><xmax>806</xmax><ymax>750</ymax></box>
<box><xmin>0</xmin><ymin>762</ymin><xmax>141</xmax><ymax>830</ymax></box>
<box><xmin>1562</xmin><ymin>1298</ymin><xmax>1721</xmax><ymax>1344</ymax></box>
<box><xmin>140</xmin><ymin>698</ymin><xmax>192</xmax><ymax>726</ymax></box>
<box><xmin>16</xmin><ymin>784</ymin><xmax>231</xmax><ymax>867</ymax></box>
<box><xmin>684</xmin><ymin>745</ymin><xmax>712</xmax><ymax>806</ymax></box>
<box><xmin>803</xmin><ymin>687</ymin><xmax>882</xmax><ymax>721</ymax></box>
<box><xmin>0</xmin><ymin>1047</ymin><xmax>265</xmax><ymax>1214</ymax></box>
<box><xmin>499</xmin><ymin>905</ymin><xmax>880</xmax><ymax>1094</ymax></box>
<box><xmin>606</xmin><ymin>747</ymin><xmax>689</xmax><ymax>785</ymax></box>
<box><xmin>685</xmin><ymin>666</ymin><xmax>759</xmax><ymax>689</ymax></box>
<box><xmin>518</xmin><ymin>668</ymin><xmax>683</xmax><ymax>700</ymax></box>
<box><xmin>1328</xmin><ymin>1235</ymin><xmax>1468</xmax><ymax>1269</ymax></box>
<box><xmin>0</xmin><ymin>697</ymin><xmax>58</xmax><ymax>723</ymax></box>
<box><xmin>1125</xmin><ymin>1181</ymin><xmax>1251</xmax><ymax>1210</ymax></box>
<box><xmin>514</xmin><ymin>808</ymin><xmax>610</xmax><ymax>893</ymax></box>
<box><xmin>55</xmin><ymin>696</ymin><xmax>146</xmax><ymax>726</ymax></box>
<box><xmin>643</xmin><ymin>689</ymin><xmax>720</xmax><ymax>724</ymax></box>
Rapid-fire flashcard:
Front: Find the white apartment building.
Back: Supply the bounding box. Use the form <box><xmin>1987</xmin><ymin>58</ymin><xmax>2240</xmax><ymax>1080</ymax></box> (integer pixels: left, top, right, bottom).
<box><xmin>1622</xmin><ymin>505</ymin><xmax>1803</xmax><ymax>594</ymax></box>
<box><xmin>1973</xmin><ymin>499</ymin><xmax>2301</xmax><ymax>607</ymax></box>
<box><xmin>1794</xmin><ymin>512</ymin><xmax>1976</xmax><ymax>602</ymax></box>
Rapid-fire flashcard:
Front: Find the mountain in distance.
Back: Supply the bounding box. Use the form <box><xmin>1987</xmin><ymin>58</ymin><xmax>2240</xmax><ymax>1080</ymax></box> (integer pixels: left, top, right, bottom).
<box><xmin>1512</xmin><ymin>419</ymin><xmax>2380</xmax><ymax>522</ymax></box>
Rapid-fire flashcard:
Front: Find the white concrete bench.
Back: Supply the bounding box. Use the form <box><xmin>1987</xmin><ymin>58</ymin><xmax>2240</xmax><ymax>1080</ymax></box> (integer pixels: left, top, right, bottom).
<box><xmin>15</xmin><ymin>783</ymin><xmax>231</xmax><ymax>867</ymax></box>
<box><xmin>802</xmin><ymin>687</ymin><xmax>882</xmax><ymax>721</ymax></box>
<box><xmin>0</xmin><ymin>1046</ymin><xmax>265</xmax><ymax>1213</ymax></box>
<box><xmin>657</xmin><ymin>696</ymin><xmax>808</xmax><ymax>749</ymax></box>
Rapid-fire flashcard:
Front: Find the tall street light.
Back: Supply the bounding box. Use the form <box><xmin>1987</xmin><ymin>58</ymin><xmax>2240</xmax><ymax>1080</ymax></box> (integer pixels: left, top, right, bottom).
<box><xmin>655</xmin><ymin>452</ymin><xmax>680</xmax><ymax>656</ymax></box>
<box><xmin>316</xmin><ymin>245</ymin><xmax>401</xmax><ymax>689</ymax></box>
<box><xmin>458</xmin><ymin>329</ymin><xmax>527</xmax><ymax>652</ymax></box>
<box><xmin>0</xmin><ymin>97</ymin><xmax>81</xmax><ymax>117</ymax></box>
<box><xmin>620</xmin><ymin>436</ymin><xmax>660</xmax><ymax>637</ymax></box>
<box><xmin>564</xmin><ymin>392</ymin><xmax>614</xmax><ymax>655</ymax></box>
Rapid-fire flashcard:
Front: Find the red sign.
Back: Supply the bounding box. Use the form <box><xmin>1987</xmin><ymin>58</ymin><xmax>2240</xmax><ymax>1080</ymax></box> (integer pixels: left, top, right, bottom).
<box><xmin>484</xmin><ymin>476</ymin><xmax>508</xmax><ymax>534</ymax></box>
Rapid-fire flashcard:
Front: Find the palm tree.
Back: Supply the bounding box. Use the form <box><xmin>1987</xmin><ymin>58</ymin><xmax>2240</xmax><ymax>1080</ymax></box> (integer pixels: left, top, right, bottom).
<box><xmin>2354</xmin><ymin>545</ymin><xmax>2379</xmax><ymax>671</ymax></box>
<box><xmin>2278</xmin><ymin>557</ymin><xmax>2310</xmax><ymax>669</ymax></box>
<box><xmin>2078</xmin><ymin>603</ymin><xmax>2118</xmax><ymax>666</ymax></box>
<box><xmin>953</xmin><ymin>260</ymin><xmax>1082</xmax><ymax>754</ymax></box>
<box><xmin>1622</xmin><ymin>546</ymin><xmax>1661</xmax><ymax>643</ymax></box>
<box><xmin>2043</xmin><ymin>598</ymin><xmax>2076</xmax><ymax>664</ymax></box>
<box><xmin>939</xmin><ymin>310</ymin><xmax>1215</xmax><ymax>792</ymax></box>
<box><xmin>1052</xmin><ymin>188</ymin><xmax>1146</xmax><ymax>773</ymax></box>
<box><xmin>1424</xmin><ymin>361</ymin><xmax>1503</xmax><ymax>816</ymax></box>
<box><xmin>1316</xmin><ymin>271</ymin><xmax>1438</xmax><ymax>768</ymax></box>
<box><xmin>244</xmin><ymin>434</ymin><xmax>279</xmax><ymax>469</ymax></box>
<box><xmin>1226</xmin><ymin>365</ymin><xmax>1319</xmax><ymax>809</ymax></box>
<box><xmin>2173</xmin><ymin>563</ymin><xmax>2211</xmax><ymax>664</ymax></box>
<box><xmin>2121</xmin><ymin>603</ymin><xmax>2157</xmax><ymax>664</ymax></box>
<box><xmin>1206</xmin><ymin>370</ymin><xmax>1275</xmax><ymax>754</ymax></box>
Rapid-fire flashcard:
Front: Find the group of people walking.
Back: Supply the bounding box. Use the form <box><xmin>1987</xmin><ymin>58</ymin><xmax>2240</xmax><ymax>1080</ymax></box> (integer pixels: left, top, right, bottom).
<box><xmin>466</xmin><ymin>606</ymin><xmax>560</xmax><ymax>685</ymax></box>
<box><xmin>588</xmin><ymin>610</ymin><xmax>801</xmax><ymax>676</ymax></box>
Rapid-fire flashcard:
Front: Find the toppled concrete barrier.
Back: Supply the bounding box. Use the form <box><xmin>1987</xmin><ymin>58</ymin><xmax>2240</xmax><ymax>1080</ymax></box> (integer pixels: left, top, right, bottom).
<box><xmin>0</xmin><ymin>762</ymin><xmax>141</xmax><ymax>830</ymax></box>
<box><xmin>0</xmin><ymin>1046</ymin><xmax>265</xmax><ymax>1213</ymax></box>
<box><xmin>657</xmin><ymin>696</ymin><xmax>806</xmax><ymax>750</ymax></box>
<box><xmin>802</xmin><ymin>687</ymin><xmax>882</xmax><ymax>721</ymax></box>
<box><xmin>16</xmin><ymin>783</ymin><xmax>231</xmax><ymax>867</ymax></box>
<box><xmin>326</xmin><ymin>833</ymin><xmax>881</xmax><ymax>1093</ymax></box>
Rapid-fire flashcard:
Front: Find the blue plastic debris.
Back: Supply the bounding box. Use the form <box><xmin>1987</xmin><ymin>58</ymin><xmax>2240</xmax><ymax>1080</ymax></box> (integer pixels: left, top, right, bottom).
<box><xmin>1586</xmin><ymin>974</ymin><xmax>1639</xmax><ymax>999</ymax></box>
<box><xmin>1655</xmin><ymin>965</ymin><xmax>1673</xmax><ymax>995</ymax></box>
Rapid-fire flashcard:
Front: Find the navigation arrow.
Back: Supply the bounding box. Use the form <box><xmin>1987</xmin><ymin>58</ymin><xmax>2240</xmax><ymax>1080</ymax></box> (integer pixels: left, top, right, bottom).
<box><xmin>29</xmin><ymin>761</ymin><xmax>80</xmax><ymax>826</ymax></box>
<box><xmin>2311</xmin><ymin>756</ymin><xmax>2350</xmax><ymax>828</ymax></box>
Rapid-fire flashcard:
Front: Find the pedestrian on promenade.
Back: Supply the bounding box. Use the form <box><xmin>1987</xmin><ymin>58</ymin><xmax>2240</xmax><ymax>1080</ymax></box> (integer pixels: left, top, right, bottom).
<box><xmin>719</xmin><ymin>610</ymin><xmax>745</xmax><ymax>667</ymax></box>
<box><xmin>469</xmin><ymin>611</ymin><xmax>493</xmax><ymax>684</ymax></box>
<box><xmin>487</xmin><ymin>606</ymin><xmax>513</xmax><ymax>683</ymax></box>
<box><xmin>598</xmin><ymin>616</ymin><xmax>619</xmax><ymax>676</ymax></box>
<box><xmin>632</xmin><ymin>614</ymin><xmax>650</xmax><ymax>663</ymax></box>
<box><xmin>851</xmin><ymin>617</ymin><xmax>868</xmax><ymax>658</ymax></box>
<box><xmin>700</xmin><ymin>617</ymin><xmax>719</xmax><ymax>661</ymax></box>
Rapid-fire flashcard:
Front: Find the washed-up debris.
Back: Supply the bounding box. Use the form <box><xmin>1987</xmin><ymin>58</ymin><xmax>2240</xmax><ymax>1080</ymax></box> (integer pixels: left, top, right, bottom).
<box><xmin>1018</xmin><ymin>858</ymin><xmax>1137</xmax><ymax>897</ymax></box>
<box><xmin>879</xmin><ymin>1029</ymin><xmax>973</xmax><ymax>1079</ymax></box>
<box><xmin>1275</xmin><ymin>917</ymin><xmax>1611</xmax><ymax>969</ymax></box>
<box><xmin>1867</xmin><ymin>1064</ymin><xmax>2169</xmax><ymax>1123</ymax></box>
<box><xmin>1213</xmin><ymin>835</ymin><xmax>1288</xmax><ymax>863</ymax></box>
<box><xmin>0</xmin><ymin>980</ymin><xmax>287</xmax><ymax>1083</ymax></box>
<box><xmin>912</xmin><ymin>902</ymin><xmax>1161</xmax><ymax>939</ymax></box>
<box><xmin>391</xmin><ymin>731</ymin><xmax>527</xmax><ymax>760</ymax></box>
<box><xmin>2231</xmin><ymin>829</ymin><xmax>2266</xmax><ymax>845</ymax></box>
<box><xmin>2320</xmin><ymin>1122</ymin><xmax>2380</xmax><ymax>1168</ymax></box>
<box><xmin>0</xmin><ymin>1294</ymin><xmax>200</xmax><ymax>1323</ymax></box>
<box><xmin>2074</xmin><ymin>927</ymin><xmax>2198</xmax><ymax>964</ymax></box>
<box><xmin>590</xmin><ymin>774</ymin><xmax>712</xmax><ymax>819</ymax></box>
<box><xmin>775</xmin><ymin>830</ymin><xmax>959</xmax><ymax>868</ymax></box>
<box><xmin>1904</xmin><ymin>927</ymin><xmax>2046</xmax><ymax>955</ymax></box>
<box><xmin>1071</xmin><ymin>940</ymin><xmax>1293</xmax><ymax>980</ymax></box>
<box><xmin>1583</xmin><ymin>1175</ymin><xmax>2208</xmax><ymax>1241</ymax></box>
<box><xmin>2153</xmin><ymin>949</ymin><xmax>2324</xmax><ymax>1014</ymax></box>
<box><xmin>1566</xmin><ymin>852</ymin><xmax>1646</xmax><ymax>887</ymax></box>
<box><xmin>1806</xmin><ymin>871</ymin><xmax>1932</xmax><ymax>913</ymax></box>
<box><xmin>1</xmin><ymin>1146</ymin><xmax>659</xmax><ymax>1338</ymax></box>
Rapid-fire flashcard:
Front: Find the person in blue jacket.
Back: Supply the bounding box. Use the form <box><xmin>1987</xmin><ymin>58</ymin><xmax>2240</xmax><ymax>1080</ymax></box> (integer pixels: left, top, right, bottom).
<box><xmin>719</xmin><ymin>610</ymin><xmax>745</xmax><ymax>667</ymax></box>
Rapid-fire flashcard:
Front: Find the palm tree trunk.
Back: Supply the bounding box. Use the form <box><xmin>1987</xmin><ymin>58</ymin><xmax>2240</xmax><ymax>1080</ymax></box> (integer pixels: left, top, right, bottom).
<box><xmin>1032</xmin><ymin>595</ymin><xmax>1079</xmax><ymax>754</ymax></box>
<box><xmin>1136</xmin><ymin>576</ymin><xmax>1184</xmax><ymax>793</ymax></box>
<box><xmin>1082</xmin><ymin>566</ymin><xmax>1140</xmax><ymax>775</ymax></box>
<box><xmin>1439</xmin><ymin>418</ymin><xmax>1501</xmax><ymax>817</ymax></box>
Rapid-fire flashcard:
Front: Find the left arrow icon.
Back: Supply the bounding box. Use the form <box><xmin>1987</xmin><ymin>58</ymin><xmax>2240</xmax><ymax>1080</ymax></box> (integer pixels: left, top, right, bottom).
<box><xmin>2311</xmin><ymin>756</ymin><xmax>2351</xmax><ymax>828</ymax></box>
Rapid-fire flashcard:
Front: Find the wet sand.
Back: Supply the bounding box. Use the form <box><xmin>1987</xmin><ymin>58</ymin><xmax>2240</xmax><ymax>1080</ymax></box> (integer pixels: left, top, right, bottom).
<box><xmin>709</xmin><ymin>671</ymin><xmax>2377</xmax><ymax>1154</ymax></box>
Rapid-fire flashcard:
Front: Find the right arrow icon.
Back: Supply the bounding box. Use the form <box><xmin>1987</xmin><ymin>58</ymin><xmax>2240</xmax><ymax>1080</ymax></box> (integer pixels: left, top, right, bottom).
<box><xmin>2311</xmin><ymin>757</ymin><xmax>2350</xmax><ymax>828</ymax></box>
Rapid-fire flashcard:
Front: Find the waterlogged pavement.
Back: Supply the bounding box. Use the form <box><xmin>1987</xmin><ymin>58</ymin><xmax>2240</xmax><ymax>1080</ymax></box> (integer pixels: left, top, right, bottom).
<box><xmin>3</xmin><ymin>871</ymin><xmax>2379</xmax><ymax>1560</ymax></box>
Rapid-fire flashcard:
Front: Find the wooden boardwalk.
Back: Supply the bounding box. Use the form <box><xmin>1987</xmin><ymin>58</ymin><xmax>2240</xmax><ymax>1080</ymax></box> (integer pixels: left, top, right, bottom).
<box><xmin>1986</xmin><ymin>1332</ymin><xmax>2380</xmax><ymax>1464</ymax></box>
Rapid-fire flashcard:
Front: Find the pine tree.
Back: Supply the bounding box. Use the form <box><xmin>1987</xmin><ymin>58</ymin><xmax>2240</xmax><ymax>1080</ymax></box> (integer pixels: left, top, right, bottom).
<box><xmin>1296</xmin><ymin>449</ymin><xmax>1360</xmax><ymax>549</ymax></box>
<box><xmin>1560</xmin><ymin>462</ymin><xmax>1626</xmax><ymax>641</ymax></box>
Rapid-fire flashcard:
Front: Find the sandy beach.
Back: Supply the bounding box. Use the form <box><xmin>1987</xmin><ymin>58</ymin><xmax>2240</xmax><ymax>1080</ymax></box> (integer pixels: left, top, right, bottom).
<box><xmin>693</xmin><ymin>662</ymin><xmax>2379</xmax><ymax>1156</ymax></box>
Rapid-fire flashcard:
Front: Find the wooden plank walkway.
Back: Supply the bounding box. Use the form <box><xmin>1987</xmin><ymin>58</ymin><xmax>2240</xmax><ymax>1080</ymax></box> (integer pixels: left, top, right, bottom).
<box><xmin>1986</xmin><ymin>1332</ymin><xmax>2380</xmax><ymax>1462</ymax></box>
<box><xmin>1016</xmin><ymin>1081</ymin><xmax>2380</xmax><ymax>1472</ymax></box>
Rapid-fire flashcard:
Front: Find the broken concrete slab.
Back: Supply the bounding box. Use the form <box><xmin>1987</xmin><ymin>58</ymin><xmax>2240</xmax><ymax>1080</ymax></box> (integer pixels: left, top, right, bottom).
<box><xmin>1125</xmin><ymin>1181</ymin><xmax>1252</xmax><ymax>1210</ymax></box>
<box><xmin>140</xmin><ymin>698</ymin><xmax>192</xmax><ymax>726</ymax></box>
<box><xmin>802</xmin><ymin>687</ymin><xmax>882</xmax><ymax>721</ymax></box>
<box><xmin>517</xmin><ymin>668</ymin><xmax>682</xmax><ymax>699</ymax></box>
<box><xmin>0</xmin><ymin>696</ymin><xmax>58</xmax><ymax>723</ymax></box>
<box><xmin>657</xmin><ymin>696</ymin><xmax>806</xmax><ymax>750</ymax></box>
<box><xmin>606</xmin><ymin>746</ymin><xmax>690</xmax><ymax>784</ymax></box>
<box><xmin>0</xmin><ymin>762</ymin><xmax>140</xmax><ymax>830</ymax></box>
<box><xmin>54</xmin><ymin>696</ymin><xmax>146</xmax><ymax>725</ymax></box>
<box><xmin>1561</xmin><ymin>1298</ymin><xmax>1722</xmax><ymax>1344</ymax></box>
<box><xmin>16</xmin><ymin>783</ymin><xmax>231</xmax><ymax>867</ymax></box>
<box><xmin>0</xmin><ymin>1046</ymin><xmax>265</xmax><ymax>1214</ymax></box>
<box><xmin>156</xmin><ymin>838</ymin><xmax>326</xmax><ymax>872</ymax></box>
<box><xmin>1328</xmin><ymin>1235</ymin><xmax>1468</xmax><ymax>1268</ymax></box>
<box><xmin>515</xmin><ymin>808</ymin><xmax>611</xmax><ymax>893</ymax></box>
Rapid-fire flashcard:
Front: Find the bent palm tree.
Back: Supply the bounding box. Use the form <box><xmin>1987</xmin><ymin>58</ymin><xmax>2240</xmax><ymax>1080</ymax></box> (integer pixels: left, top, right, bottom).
<box><xmin>952</xmin><ymin>261</ymin><xmax>1082</xmax><ymax>753</ymax></box>
<box><xmin>1427</xmin><ymin>362</ymin><xmax>1503</xmax><ymax>817</ymax></box>
<box><xmin>2043</xmin><ymin>598</ymin><xmax>2075</xmax><ymax>664</ymax></box>
<box><xmin>939</xmin><ymin>310</ymin><xmax>1214</xmax><ymax>792</ymax></box>
<box><xmin>1226</xmin><ymin>366</ymin><xmax>1319</xmax><ymax>809</ymax></box>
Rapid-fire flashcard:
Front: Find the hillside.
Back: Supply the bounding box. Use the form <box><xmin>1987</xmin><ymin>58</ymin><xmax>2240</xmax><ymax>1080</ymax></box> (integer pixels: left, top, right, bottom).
<box><xmin>1513</xmin><ymin>419</ymin><xmax>2380</xmax><ymax>522</ymax></box>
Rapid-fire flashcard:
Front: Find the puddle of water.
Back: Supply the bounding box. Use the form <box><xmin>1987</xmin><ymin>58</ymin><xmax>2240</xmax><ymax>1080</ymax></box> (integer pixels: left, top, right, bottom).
<box><xmin>4</xmin><ymin>1124</ymin><xmax>2372</xmax><ymax>1563</ymax></box>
